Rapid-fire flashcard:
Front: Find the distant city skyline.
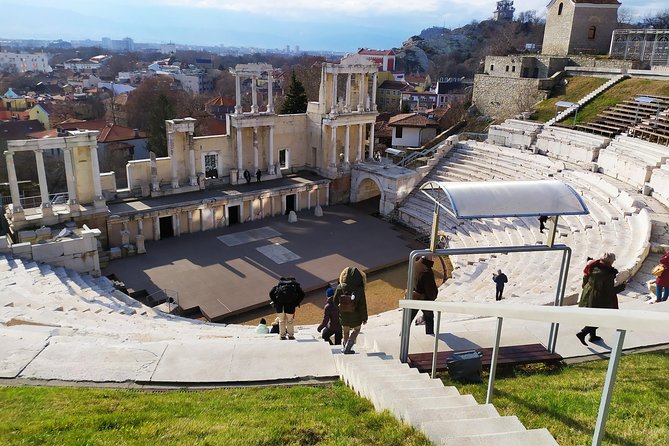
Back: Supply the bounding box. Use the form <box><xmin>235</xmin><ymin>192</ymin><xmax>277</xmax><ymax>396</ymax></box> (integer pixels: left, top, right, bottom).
<box><xmin>1</xmin><ymin>0</ymin><xmax>663</xmax><ymax>52</ymax></box>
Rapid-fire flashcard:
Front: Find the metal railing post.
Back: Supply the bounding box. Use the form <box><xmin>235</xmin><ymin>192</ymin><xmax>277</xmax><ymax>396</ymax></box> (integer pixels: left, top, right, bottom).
<box><xmin>431</xmin><ymin>311</ymin><xmax>442</xmax><ymax>379</ymax></box>
<box><xmin>592</xmin><ymin>329</ymin><xmax>626</xmax><ymax>446</ymax></box>
<box><xmin>486</xmin><ymin>317</ymin><xmax>504</xmax><ymax>404</ymax></box>
<box><xmin>549</xmin><ymin>247</ymin><xmax>571</xmax><ymax>353</ymax></box>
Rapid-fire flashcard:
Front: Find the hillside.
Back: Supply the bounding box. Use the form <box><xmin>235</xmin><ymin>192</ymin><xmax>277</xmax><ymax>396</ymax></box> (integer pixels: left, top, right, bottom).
<box><xmin>395</xmin><ymin>18</ymin><xmax>545</xmax><ymax>78</ymax></box>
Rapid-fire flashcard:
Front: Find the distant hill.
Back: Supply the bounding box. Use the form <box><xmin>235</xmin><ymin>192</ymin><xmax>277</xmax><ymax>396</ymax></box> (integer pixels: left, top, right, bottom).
<box><xmin>394</xmin><ymin>18</ymin><xmax>545</xmax><ymax>78</ymax></box>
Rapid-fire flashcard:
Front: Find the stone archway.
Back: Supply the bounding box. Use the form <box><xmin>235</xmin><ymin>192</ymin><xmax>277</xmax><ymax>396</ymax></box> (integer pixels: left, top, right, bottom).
<box><xmin>350</xmin><ymin>173</ymin><xmax>384</xmax><ymax>215</ymax></box>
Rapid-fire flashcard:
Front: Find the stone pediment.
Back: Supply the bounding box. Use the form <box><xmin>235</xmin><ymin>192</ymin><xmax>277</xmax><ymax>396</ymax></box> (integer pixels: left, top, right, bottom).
<box><xmin>340</xmin><ymin>54</ymin><xmax>377</xmax><ymax>68</ymax></box>
<box><xmin>231</xmin><ymin>63</ymin><xmax>273</xmax><ymax>76</ymax></box>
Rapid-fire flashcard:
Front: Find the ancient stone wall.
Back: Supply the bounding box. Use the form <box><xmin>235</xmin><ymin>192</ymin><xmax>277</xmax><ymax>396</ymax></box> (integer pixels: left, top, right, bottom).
<box><xmin>542</xmin><ymin>1</ymin><xmax>575</xmax><ymax>56</ymax></box>
<box><xmin>472</xmin><ymin>75</ymin><xmax>548</xmax><ymax>120</ymax></box>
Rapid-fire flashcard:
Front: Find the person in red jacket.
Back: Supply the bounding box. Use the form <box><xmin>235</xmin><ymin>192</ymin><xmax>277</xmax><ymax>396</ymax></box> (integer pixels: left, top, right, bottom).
<box><xmin>653</xmin><ymin>251</ymin><xmax>669</xmax><ymax>303</ymax></box>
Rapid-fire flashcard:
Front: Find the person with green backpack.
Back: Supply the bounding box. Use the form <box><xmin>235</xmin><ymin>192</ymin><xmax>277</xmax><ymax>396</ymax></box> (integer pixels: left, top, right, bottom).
<box><xmin>333</xmin><ymin>266</ymin><xmax>368</xmax><ymax>354</ymax></box>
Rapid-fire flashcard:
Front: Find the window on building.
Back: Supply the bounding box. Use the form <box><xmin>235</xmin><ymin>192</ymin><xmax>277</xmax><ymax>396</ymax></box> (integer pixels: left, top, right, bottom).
<box><xmin>505</xmin><ymin>66</ymin><xmax>509</xmax><ymax>72</ymax></box>
<box><xmin>396</xmin><ymin>127</ymin><xmax>403</xmax><ymax>138</ymax></box>
<box><xmin>490</xmin><ymin>64</ymin><xmax>494</xmax><ymax>71</ymax></box>
<box><xmin>558</xmin><ymin>3</ymin><xmax>563</xmax><ymax>15</ymax></box>
<box><xmin>588</xmin><ymin>26</ymin><xmax>597</xmax><ymax>40</ymax></box>
<box><xmin>204</xmin><ymin>154</ymin><xmax>218</xmax><ymax>178</ymax></box>
<box><xmin>279</xmin><ymin>148</ymin><xmax>289</xmax><ymax>169</ymax></box>
<box><xmin>512</xmin><ymin>66</ymin><xmax>516</xmax><ymax>72</ymax></box>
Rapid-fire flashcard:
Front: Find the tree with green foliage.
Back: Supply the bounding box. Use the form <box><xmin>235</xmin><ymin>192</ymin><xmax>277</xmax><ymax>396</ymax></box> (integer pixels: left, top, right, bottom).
<box><xmin>147</xmin><ymin>93</ymin><xmax>174</xmax><ymax>157</ymax></box>
<box><xmin>281</xmin><ymin>71</ymin><xmax>308</xmax><ymax>114</ymax></box>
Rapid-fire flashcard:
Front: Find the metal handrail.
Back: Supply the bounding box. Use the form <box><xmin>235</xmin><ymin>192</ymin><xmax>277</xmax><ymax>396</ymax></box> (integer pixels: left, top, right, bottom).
<box><xmin>398</xmin><ymin>299</ymin><xmax>669</xmax><ymax>446</ymax></box>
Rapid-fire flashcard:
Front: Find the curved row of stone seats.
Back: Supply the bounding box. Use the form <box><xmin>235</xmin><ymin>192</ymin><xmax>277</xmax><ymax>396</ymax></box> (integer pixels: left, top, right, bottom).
<box><xmin>535</xmin><ymin>126</ymin><xmax>610</xmax><ymax>164</ymax></box>
<box><xmin>396</xmin><ymin>140</ymin><xmax>649</xmax><ymax>306</ymax></box>
<box><xmin>487</xmin><ymin>119</ymin><xmax>544</xmax><ymax>150</ymax></box>
<box><xmin>597</xmin><ymin>135</ymin><xmax>669</xmax><ymax>189</ymax></box>
<box><xmin>334</xmin><ymin>353</ymin><xmax>558</xmax><ymax>445</ymax></box>
<box><xmin>649</xmin><ymin>160</ymin><xmax>669</xmax><ymax>209</ymax></box>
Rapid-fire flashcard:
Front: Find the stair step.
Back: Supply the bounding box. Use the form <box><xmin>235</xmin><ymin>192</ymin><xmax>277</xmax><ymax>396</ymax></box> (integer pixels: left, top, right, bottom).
<box><xmin>445</xmin><ymin>428</ymin><xmax>559</xmax><ymax>446</ymax></box>
<box><xmin>422</xmin><ymin>416</ymin><xmax>525</xmax><ymax>445</ymax></box>
<box><xmin>403</xmin><ymin>402</ymin><xmax>498</xmax><ymax>427</ymax></box>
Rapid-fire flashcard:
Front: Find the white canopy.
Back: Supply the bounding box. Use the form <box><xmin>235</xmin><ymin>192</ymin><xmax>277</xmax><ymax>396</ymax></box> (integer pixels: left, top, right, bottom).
<box><xmin>420</xmin><ymin>180</ymin><xmax>589</xmax><ymax>219</ymax></box>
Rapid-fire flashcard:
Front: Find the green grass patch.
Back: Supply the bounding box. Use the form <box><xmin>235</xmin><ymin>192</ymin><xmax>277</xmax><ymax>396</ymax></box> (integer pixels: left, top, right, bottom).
<box><xmin>0</xmin><ymin>382</ymin><xmax>431</xmax><ymax>446</ymax></box>
<box><xmin>440</xmin><ymin>351</ymin><xmax>669</xmax><ymax>446</ymax></box>
<box><xmin>533</xmin><ymin>76</ymin><xmax>669</xmax><ymax>125</ymax></box>
<box><xmin>532</xmin><ymin>76</ymin><xmax>608</xmax><ymax>123</ymax></box>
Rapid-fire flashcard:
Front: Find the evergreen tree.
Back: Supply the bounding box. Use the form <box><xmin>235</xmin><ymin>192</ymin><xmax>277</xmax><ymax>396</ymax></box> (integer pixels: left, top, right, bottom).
<box><xmin>147</xmin><ymin>93</ymin><xmax>174</xmax><ymax>157</ymax></box>
<box><xmin>281</xmin><ymin>71</ymin><xmax>308</xmax><ymax>114</ymax></box>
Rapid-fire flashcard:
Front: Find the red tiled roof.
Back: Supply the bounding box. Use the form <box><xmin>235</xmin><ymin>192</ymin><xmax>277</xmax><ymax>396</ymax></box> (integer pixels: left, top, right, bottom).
<box><xmin>388</xmin><ymin>113</ymin><xmax>439</xmax><ymax>128</ymax></box>
<box><xmin>358</xmin><ymin>48</ymin><xmax>396</xmax><ymax>56</ymax></box>
<box><xmin>206</xmin><ymin>96</ymin><xmax>235</xmax><ymax>107</ymax></box>
<box><xmin>374</xmin><ymin>120</ymin><xmax>392</xmax><ymax>139</ymax></box>
<box><xmin>98</xmin><ymin>124</ymin><xmax>145</xmax><ymax>143</ymax></box>
<box><xmin>196</xmin><ymin>116</ymin><xmax>227</xmax><ymax>137</ymax></box>
<box><xmin>28</xmin><ymin>129</ymin><xmax>58</xmax><ymax>139</ymax></box>
<box><xmin>0</xmin><ymin>120</ymin><xmax>45</xmax><ymax>139</ymax></box>
<box><xmin>378</xmin><ymin>80</ymin><xmax>414</xmax><ymax>92</ymax></box>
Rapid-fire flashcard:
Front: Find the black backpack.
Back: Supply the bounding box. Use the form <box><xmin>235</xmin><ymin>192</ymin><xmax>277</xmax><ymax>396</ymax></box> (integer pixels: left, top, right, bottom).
<box><xmin>274</xmin><ymin>277</ymin><xmax>304</xmax><ymax>306</ymax></box>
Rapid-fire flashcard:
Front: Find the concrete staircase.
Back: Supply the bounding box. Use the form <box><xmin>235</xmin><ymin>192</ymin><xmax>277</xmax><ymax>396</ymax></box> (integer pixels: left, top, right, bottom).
<box><xmin>334</xmin><ymin>352</ymin><xmax>558</xmax><ymax>445</ymax></box>
<box><xmin>546</xmin><ymin>74</ymin><xmax>630</xmax><ymax>127</ymax></box>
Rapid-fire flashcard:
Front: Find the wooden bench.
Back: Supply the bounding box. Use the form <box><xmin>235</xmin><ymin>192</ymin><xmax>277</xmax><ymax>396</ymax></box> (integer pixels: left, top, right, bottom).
<box><xmin>407</xmin><ymin>343</ymin><xmax>564</xmax><ymax>374</ymax></box>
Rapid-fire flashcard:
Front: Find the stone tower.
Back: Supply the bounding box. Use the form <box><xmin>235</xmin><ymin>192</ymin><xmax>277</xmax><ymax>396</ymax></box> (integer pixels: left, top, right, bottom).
<box><xmin>542</xmin><ymin>0</ymin><xmax>621</xmax><ymax>56</ymax></box>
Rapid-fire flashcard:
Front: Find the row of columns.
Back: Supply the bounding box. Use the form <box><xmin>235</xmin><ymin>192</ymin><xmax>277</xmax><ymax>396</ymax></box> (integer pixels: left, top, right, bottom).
<box><xmin>235</xmin><ymin>125</ymin><xmax>274</xmax><ymax>173</ymax></box>
<box><xmin>329</xmin><ymin>122</ymin><xmax>375</xmax><ymax>167</ymax></box>
<box><xmin>4</xmin><ymin>144</ymin><xmax>103</xmax><ymax>215</ymax></box>
<box><xmin>234</xmin><ymin>72</ymin><xmax>274</xmax><ymax>115</ymax></box>
<box><xmin>331</xmin><ymin>70</ymin><xmax>378</xmax><ymax>114</ymax></box>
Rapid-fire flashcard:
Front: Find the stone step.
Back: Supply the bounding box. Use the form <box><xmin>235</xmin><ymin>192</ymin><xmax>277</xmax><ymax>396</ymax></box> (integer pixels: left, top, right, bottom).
<box><xmin>402</xmin><ymin>401</ymin><xmax>497</xmax><ymax>427</ymax></box>
<box><xmin>444</xmin><ymin>428</ymin><xmax>559</xmax><ymax>446</ymax></box>
<box><xmin>421</xmin><ymin>416</ymin><xmax>526</xmax><ymax>445</ymax></box>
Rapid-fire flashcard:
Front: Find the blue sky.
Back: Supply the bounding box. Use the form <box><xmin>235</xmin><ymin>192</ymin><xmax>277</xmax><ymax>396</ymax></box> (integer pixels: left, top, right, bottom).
<box><xmin>0</xmin><ymin>0</ymin><xmax>664</xmax><ymax>52</ymax></box>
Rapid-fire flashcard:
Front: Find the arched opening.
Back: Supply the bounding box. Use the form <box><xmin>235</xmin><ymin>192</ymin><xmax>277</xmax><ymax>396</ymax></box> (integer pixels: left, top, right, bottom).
<box><xmin>558</xmin><ymin>3</ymin><xmax>563</xmax><ymax>15</ymax></box>
<box><xmin>352</xmin><ymin>177</ymin><xmax>382</xmax><ymax>216</ymax></box>
<box><xmin>588</xmin><ymin>26</ymin><xmax>597</xmax><ymax>40</ymax></box>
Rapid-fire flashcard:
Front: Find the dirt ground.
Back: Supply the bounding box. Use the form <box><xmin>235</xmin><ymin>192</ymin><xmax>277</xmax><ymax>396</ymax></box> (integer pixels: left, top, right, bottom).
<box><xmin>225</xmin><ymin>258</ymin><xmax>452</xmax><ymax>326</ymax></box>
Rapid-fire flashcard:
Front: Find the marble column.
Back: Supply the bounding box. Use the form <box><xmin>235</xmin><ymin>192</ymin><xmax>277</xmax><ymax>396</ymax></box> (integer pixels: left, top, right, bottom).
<box><xmin>330</xmin><ymin>125</ymin><xmax>337</xmax><ymax>167</ymax></box>
<box><xmin>234</xmin><ymin>73</ymin><xmax>242</xmax><ymax>114</ymax></box>
<box><xmin>345</xmin><ymin>72</ymin><xmax>352</xmax><ymax>112</ymax></box>
<box><xmin>368</xmin><ymin>122</ymin><xmax>375</xmax><ymax>160</ymax></box>
<box><xmin>357</xmin><ymin>124</ymin><xmax>363</xmax><ymax>162</ymax></box>
<box><xmin>173</xmin><ymin>213</ymin><xmax>181</xmax><ymax>237</ymax></box>
<box><xmin>5</xmin><ymin>152</ymin><xmax>23</xmax><ymax>212</ymax></box>
<box><xmin>188</xmin><ymin>132</ymin><xmax>197</xmax><ymax>186</ymax></box>
<box><xmin>137</xmin><ymin>219</ymin><xmax>144</xmax><ymax>235</ymax></box>
<box><xmin>251</xmin><ymin>75</ymin><xmax>258</xmax><ymax>114</ymax></box>
<box><xmin>268</xmin><ymin>125</ymin><xmax>274</xmax><ymax>171</ymax></box>
<box><xmin>63</xmin><ymin>148</ymin><xmax>78</xmax><ymax>204</ymax></box>
<box><xmin>331</xmin><ymin>69</ymin><xmax>338</xmax><ymax>114</ymax></box>
<box><xmin>89</xmin><ymin>144</ymin><xmax>103</xmax><ymax>201</ymax></box>
<box><xmin>153</xmin><ymin>217</ymin><xmax>161</xmax><ymax>241</ymax></box>
<box><xmin>307</xmin><ymin>189</ymin><xmax>311</xmax><ymax>210</ymax></box>
<box><xmin>358</xmin><ymin>73</ymin><xmax>365</xmax><ymax>112</ymax></box>
<box><xmin>371</xmin><ymin>72</ymin><xmax>378</xmax><ymax>111</ymax></box>
<box><xmin>168</xmin><ymin>131</ymin><xmax>179</xmax><ymax>189</ymax></box>
<box><xmin>34</xmin><ymin>149</ymin><xmax>51</xmax><ymax>211</ymax></box>
<box><xmin>236</xmin><ymin>127</ymin><xmax>243</xmax><ymax>171</ymax></box>
<box><xmin>187</xmin><ymin>210</ymin><xmax>193</xmax><ymax>233</ymax></box>
<box><xmin>253</xmin><ymin>126</ymin><xmax>259</xmax><ymax>172</ymax></box>
<box><xmin>267</xmin><ymin>72</ymin><xmax>274</xmax><ymax>113</ymax></box>
<box><xmin>344</xmin><ymin>125</ymin><xmax>350</xmax><ymax>164</ymax></box>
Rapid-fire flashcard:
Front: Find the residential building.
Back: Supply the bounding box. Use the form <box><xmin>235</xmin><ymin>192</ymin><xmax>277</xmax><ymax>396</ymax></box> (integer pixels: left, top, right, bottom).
<box><xmin>358</xmin><ymin>49</ymin><xmax>396</xmax><ymax>72</ymax></box>
<box><xmin>206</xmin><ymin>96</ymin><xmax>236</xmax><ymax>120</ymax></box>
<box><xmin>28</xmin><ymin>103</ymin><xmax>55</xmax><ymax>129</ymax></box>
<box><xmin>377</xmin><ymin>80</ymin><xmax>414</xmax><ymax>111</ymax></box>
<box><xmin>0</xmin><ymin>51</ymin><xmax>52</xmax><ymax>73</ymax></box>
<box><xmin>435</xmin><ymin>78</ymin><xmax>472</xmax><ymax>107</ymax></box>
<box><xmin>388</xmin><ymin>113</ymin><xmax>439</xmax><ymax>149</ymax></box>
<box><xmin>400</xmin><ymin>91</ymin><xmax>438</xmax><ymax>112</ymax></box>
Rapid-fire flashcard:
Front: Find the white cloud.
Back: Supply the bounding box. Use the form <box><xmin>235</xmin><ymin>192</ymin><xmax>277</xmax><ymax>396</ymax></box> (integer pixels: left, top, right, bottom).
<box><xmin>162</xmin><ymin>0</ymin><xmax>441</xmax><ymax>17</ymax></box>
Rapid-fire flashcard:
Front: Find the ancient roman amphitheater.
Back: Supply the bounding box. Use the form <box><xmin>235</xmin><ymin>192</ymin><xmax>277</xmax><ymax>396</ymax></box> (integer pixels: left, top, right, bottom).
<box><xmin>3</xmin><ymin>117</ymin><xmax>669</xmax><ymax>445</ymax></box>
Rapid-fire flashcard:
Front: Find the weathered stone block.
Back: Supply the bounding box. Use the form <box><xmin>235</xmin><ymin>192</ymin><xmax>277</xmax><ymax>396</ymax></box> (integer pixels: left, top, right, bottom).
<box><xmin>288</xmin><ymin>211</ymin><xmax>298</xmax><ymax>223</ymax></box>
<box><xmin>62</xmin><ymin>238</ymin><xmax>85</xmax><ymax>256</ymax></box>
<box><xmin>18</xmin><ymin>230</ymin><xmax>37</xmax><ymax>243</ymax></box>
<box><xmin>12</xmin><ymin>242</ymin><xmax>33</xmax><ymax>259</ymax></box>
<box><xmin>314</xmin><ymin>205</ymin><xmax>323</xmax><ymax>217</ymax></box>
<box><xmin>110</xmin><ymin>247</ymin><xmax>122</xmax><ymax>260</ymax></box>
<box><xmin>32</xmin><ymin>242</ymin><xmax>64</xmax><ymax>260</ymax></box>
<box><xmin>136</xmin><ymin>235</ymin><xmax>146</xmax><ymax>254</ymax></box>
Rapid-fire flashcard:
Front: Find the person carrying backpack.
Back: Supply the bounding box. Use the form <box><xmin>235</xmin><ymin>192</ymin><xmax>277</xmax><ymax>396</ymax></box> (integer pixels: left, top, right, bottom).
<box><xmin>269</xmin><ymin>277</ymin><xmax>305</xmax><ymax>340</ymax></box>
<box><xmin>333</xmin><ymin>266</ymin><xmax>368</xmax><ymax>354</ymax></box>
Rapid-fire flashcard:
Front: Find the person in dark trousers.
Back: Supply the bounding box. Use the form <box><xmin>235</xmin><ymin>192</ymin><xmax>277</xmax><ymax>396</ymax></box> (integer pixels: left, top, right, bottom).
<box><xmin>334</xmin><ymin>267</ymin><xmax>368</xmax><ymax>354</ymax></box>
<box><xmin>538</xmin><ymin>215</ymin><xmax>549</xmax><ymax>233</ymax></box>
<box><xmin>243</xmin><ymin>169</ymin><xmax>251</xmax><ymax>184</ymax></box>
<box><xmin>651</xmin><ymin>250</ymin><xmax>669</xmax><ymax>303</ymax></box>
<box><xmin>256</xmin><ymin>169</ymin><xmax>262</xmax><ymax>182</ymax></box>
<box><xmin>493</xmin><ymin>269</ymin><xmax>508</xmax><ymax>301</ymax></box>
<box><xmin>269</xmin><ymin>277</ymin><xmax>305</xmax><ymax>340</ymax></box>
<box><xmin>576</xmin><ymin>252</ymin><xmax>625</xmax><ymax>345</ymax></box>
<box><xmin>409</xmin><ymin>255</ymin><xmax>439</xmax><ymax>335</ymax></box>
<box><xmin>317</xmin><ymin>285</ymin><xmax>342</xmax><ymax>345</ymax></box>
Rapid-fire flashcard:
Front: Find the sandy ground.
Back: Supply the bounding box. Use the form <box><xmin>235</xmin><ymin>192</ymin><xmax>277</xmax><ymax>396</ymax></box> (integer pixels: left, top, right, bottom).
<box><xmin>226</xmin><ymin>259</ymin><xmax>452</xmax><ymax>326</ymax></box>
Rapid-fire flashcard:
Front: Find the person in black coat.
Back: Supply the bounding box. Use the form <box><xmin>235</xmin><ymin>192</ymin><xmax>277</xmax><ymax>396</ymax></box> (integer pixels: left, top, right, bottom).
<box><xmin>409</xmin><ymin>255</ymin><xmax>439</xmax><ymax>335</ymax></box>
<box><xmin>269</xmin><ymin>277</ymin><xmax>305</xmax><ymax>340</ymax></box>
<box><xmin>243</xmin><ymin>169</ymin><xmax>251</xmax><ymax>184</ymax></box>
<box><xmin>493</xmin><ymin>269</ymin><xmax>508</xmax><ymax>301</ymax></box>
<box><xmin>256</xmin><ymin>169</ymin><xmax>262</xmax><ymax>182</ymax></box>
<box><xmin>317</xmin><ymin>286</ymin><xmax>342</xmax><ymax>345</ymax></box>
